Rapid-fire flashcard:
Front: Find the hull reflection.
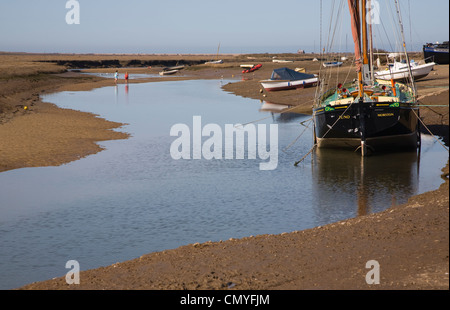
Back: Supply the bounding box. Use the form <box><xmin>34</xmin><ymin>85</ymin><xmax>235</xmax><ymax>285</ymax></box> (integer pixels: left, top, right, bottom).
<box><xmin>311</xmin><ymin>148</ymin><xmax>420</xmax><ymax>219</ymax></box>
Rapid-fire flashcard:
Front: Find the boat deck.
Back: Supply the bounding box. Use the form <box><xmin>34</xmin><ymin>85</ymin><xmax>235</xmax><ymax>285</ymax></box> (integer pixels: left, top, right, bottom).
<box><xmin>318</xmin><ymin>80</ymin><xmax>416</xmax><ymax>108</ymax></box>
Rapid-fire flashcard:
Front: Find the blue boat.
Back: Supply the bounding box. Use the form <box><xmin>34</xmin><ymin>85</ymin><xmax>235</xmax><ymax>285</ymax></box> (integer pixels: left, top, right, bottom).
<box><xmin>423</xmin><ymin>41</ymin><xmax>449</xmax><ymax>64</ymax></box>
<box><xmin>323</xmin><ymin>61</ymin><xmax>343</xmax><ymax>68</ymax></box>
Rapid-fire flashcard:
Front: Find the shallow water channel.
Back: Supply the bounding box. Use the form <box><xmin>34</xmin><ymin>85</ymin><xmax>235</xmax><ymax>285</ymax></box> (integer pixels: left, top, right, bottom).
<box><xmin>0</xmin><ymin>79</ymin><xmax>447</xmax><ymax>289</ymax></box>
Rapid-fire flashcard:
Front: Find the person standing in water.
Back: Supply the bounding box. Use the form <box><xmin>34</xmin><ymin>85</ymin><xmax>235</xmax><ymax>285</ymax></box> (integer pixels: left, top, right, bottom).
<box><xmin>125</xmin><ymin>72</ymin><xmax>129</xmax><ymax>84</ymax></box>
<box><xmin>114</xmin><ymin>70</ymin><xmax>119</xmax><ymax>83</ymax></box>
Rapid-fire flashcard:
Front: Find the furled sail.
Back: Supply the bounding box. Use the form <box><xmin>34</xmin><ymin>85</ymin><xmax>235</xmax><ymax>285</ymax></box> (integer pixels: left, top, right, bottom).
<box><xmin>348</xmin><ymin>0</ymin><xmax>362</xmax><ymax>72</ymax></box>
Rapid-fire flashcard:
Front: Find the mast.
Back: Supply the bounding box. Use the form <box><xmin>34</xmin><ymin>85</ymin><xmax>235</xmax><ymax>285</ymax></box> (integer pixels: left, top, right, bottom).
<box><xmin>368</xmin><ymin>0</ymin><xmax>375</xmax><ymax>83</ymax></box>
<box><xmin>394</xmin><ymin>0</ymin><xmax>417</xmax><ymax>97</ymax></box>
<box><xmin>347</xmin><ymin>0</ymin><xmax>363</xmax><ymax>96</ymax></box>
<box><xmin>216</xmin><ymin>42</ymin><xmax>221</xmax><ymax>61</ymax></box>
<box><xmin>361</xmin><ymin>0</ymin><xmax>371</xmax><ymax>85</ymax></box>
<box><xmin>347</xmin><ymin>0</ymin><xmax>369</xmax><ymax>155</ymax></box>
<box><xmin>359</xmin><ymin>0</ymin><xmax>368</xmax><ymax>156</ymax></box>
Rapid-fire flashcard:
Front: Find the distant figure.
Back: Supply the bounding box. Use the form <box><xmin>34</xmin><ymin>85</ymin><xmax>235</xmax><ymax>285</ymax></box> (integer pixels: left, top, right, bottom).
<box><xmin>125</xmin><ymin>72</ymin><xmax>129</xmax><ymax>83</ymax></box>
<box><xmin>114</xmin><ymin>70</ymin><xmax>119</xmax><ymax>83</ymax></box>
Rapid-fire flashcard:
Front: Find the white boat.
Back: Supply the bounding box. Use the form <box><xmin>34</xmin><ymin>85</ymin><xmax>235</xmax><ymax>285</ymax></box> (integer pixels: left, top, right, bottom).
<box><xmin>260</xmin><ymin>67</ymin><xmax>319</xmax><ymax>91</ymax></box>
<box><xmin>261</xmin><ymin>78</ymin><xmax>319</xmax><ymax>91</ymax></box>
<box><xmin>163</xmin><ymin>65</ymin><xmax>185</xmax><ymax>71</ymax></box>
<box><xmin>159</xmin><ymin>69</ymin><xmax>179</xmax><ymax>76</ymax></box>
<box><xmin>323</xmin><ymin>61</ymin><xmax>343</xmax><ymax>67</ymax></box>
<box><xmin>205</xmin><ymin>60</ymin><xmax>223</xmax><ymax>64</ymax></box>
<box><xmin>374</xmin><ymin>60</ymin><xmax>435</xmax><ymax>81</ymax></box>
<box><xmin>205</xmin><ymin>43</ymin><xmax>223</xmax><ymax>64</ymax></box>
<box><xmin>272</xmin><ymin>59</ymin><xmax>294</xmax><ymax>63</ymax></box>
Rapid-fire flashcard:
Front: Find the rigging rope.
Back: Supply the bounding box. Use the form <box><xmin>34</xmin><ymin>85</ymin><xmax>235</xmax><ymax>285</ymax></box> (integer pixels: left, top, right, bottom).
<box><xmin>411</xmin><ymin>108</ymin><xmax>449</xmax><ymax>152</ymax></box>
<box><xmin>294</xmin><ymin>101</ymin><xmax>356</xmax><ymax>166</ymax></box>
<box><xmin>282</xmin><ymin>120</ymin><xmax>312</xmax><ymax>154</ymax></box>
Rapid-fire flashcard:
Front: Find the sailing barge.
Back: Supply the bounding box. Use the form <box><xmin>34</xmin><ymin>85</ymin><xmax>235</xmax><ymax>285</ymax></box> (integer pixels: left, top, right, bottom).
<box><xmin>313</xmin><ymin>0</ymin><xmax>420</xmax><ymax>156</ymax></box>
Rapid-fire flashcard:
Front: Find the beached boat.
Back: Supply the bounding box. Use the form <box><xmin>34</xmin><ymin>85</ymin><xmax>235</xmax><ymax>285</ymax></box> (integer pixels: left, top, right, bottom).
<box><xmin>205</xmin><ymin>60</ymin><xmax>223</xmax><ymax>64</ymax></box>
<box><xmin>242</xmin><ymin>64</ymin><xmax>262</xmax><ymax>73</ymax></box>
<box><xmin>272</xmin><ymin>59</ymin><xmax>294</xmax><ymax>63</ymax></box>
<box><xmin>260</xmin><ymin>67</ymin><xmax>318</xmax><ymax>91</ymax></box>
<box><xmin>375</xmin><ymin>60</ymin><xmax>435</xmax><ymax>81</ymax></box>
<box><xmin>205</xmin><ymin>43</ymin><xmax>223</xmax><ymax>64</ymax></box>
<box><xmin>313</xmin><ymin>0</ymin><xmax>420</xmax><ymax>156</ymax></box>
<box><xmin>423</xmin><ymin>41</ymin><xmax>449</xmax><ymax>64</ymax></box>
<box><xmin>323</xmin><ymin>61</ymin><xmax>343</xmax><ymax>67</ymax></box>
<box><xmin>163</xmin><ymin>65</ymin><xmax>185</xmax><ymax>71</ymax></box>
<box><xmin>159</xmin><ymin>69</ymin><xmax>179</xmax><ymax>76</ymax></box>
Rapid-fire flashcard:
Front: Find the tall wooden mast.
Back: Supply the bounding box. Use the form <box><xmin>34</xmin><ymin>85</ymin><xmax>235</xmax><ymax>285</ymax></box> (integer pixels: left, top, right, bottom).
<box><xmin>348</xmin><ymin>0</ymin><xmax>364</xmax><ymax>97</ymax></box>
<box><xmin>368</xmin><ymin>0</ymin><xmax>375</xmax><ymax>82</ymax></box>
<box><xmin>348</xmin><ymin>0</ymin><xmax>372</xmax><ymax>95</ymax></box>
<box><xmin>361</xmin><ymin>0</ymin><xmax>372</xmax><ymax>89</ymax></box>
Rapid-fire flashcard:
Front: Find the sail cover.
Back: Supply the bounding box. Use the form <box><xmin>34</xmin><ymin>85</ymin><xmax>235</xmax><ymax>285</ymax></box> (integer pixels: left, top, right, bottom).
<box><xmin>348</xmin><ymin>0</ymin><xmax>362</xmax><ymax>71</ymax></box>
<box><xmin>270</xmin><ymin>67</ymin><xmax>316</xmax><ymax>81</ymax></box>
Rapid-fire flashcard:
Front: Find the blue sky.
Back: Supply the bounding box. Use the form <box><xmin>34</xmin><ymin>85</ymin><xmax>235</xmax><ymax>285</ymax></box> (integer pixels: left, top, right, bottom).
<box><xmin>0</xmin><ymin>0</ymin><xmax>448</xmax><ymax>54</ymax></box>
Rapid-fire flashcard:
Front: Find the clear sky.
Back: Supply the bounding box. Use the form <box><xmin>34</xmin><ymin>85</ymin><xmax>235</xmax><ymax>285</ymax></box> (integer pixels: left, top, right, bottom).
<box><xmin>0</xmin><ymin>0</ymin><xmax>448</xmax><ymax>54</ymax></box>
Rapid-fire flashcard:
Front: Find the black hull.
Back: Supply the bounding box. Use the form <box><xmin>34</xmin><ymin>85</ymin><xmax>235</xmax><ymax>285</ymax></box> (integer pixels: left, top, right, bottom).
<box><xmin>313</xmin><ymin>102</ymin><xmax>419</xmax><ymax>152</ymax></box>
<box><xmin>423</xmin><ymin>47</ymin><xmax>449</xmax><ymax>65</ymax></box>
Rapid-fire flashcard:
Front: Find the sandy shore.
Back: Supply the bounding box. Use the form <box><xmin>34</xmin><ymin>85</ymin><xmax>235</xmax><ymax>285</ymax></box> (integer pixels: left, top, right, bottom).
<box><xmin>0</xmin><ymin>53</ymin><xmax>448</xmax><ymax>290</ymax></box>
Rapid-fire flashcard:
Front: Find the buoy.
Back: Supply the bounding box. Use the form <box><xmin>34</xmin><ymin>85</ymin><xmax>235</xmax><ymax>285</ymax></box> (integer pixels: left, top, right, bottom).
<box><xmin>24</xmin><ymin>106</ymin><xmax>28</xmax><ymax>110</ymax></box>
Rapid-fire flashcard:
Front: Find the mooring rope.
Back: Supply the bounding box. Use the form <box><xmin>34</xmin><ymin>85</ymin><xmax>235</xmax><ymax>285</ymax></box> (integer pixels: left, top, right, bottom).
<box><xmin>282</xmin><ymin>118</ymin><xmax>313</xmax><ymax>153</ymax></box>
<box><xmin>411</xmin><ymin>108</ymin><xmax>449</xmax><ymax>152</ymax></box>
<box><xmin>294</xmin><ymin>101</ymin><xmax>355</xmax><ymax>166</ymax></box>
<box><xmin>294</xmin><ymin>144</ymin><xmax>317</xmax><ymax>166</ymax></box>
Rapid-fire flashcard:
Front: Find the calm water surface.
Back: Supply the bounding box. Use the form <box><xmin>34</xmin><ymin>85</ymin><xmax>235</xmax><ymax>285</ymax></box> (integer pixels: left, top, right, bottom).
<box><xmin>79</xmin><ymin>72</ymin><xmax>185</xmax><ymax>79</ymax></box>
<box><xmin>0</xmin><ymin>80</ymin><xmax>447</xmax><ymax>289</ymax></box>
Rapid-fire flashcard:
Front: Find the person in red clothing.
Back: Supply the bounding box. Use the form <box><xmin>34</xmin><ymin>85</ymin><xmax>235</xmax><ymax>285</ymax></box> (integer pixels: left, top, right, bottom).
<box><xmin>125</xmin><ymin>72</ymin><xmax>129</xmax><ymax>83</ymax></box>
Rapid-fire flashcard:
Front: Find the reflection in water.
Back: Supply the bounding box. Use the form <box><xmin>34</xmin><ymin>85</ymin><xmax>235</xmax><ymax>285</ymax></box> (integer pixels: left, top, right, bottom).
<box><xmin>259</xmin><ymin>102</ymin><xmax>291</xmax><ymax>113</ymax></box>
<box><xmin>276</xmin><ymin>112</ymin><xmax>306</xmax><ymax>123</ymax></box>
<box><xmin>311</xmin><ymin>148</ymin><xmax>419</xmax><ymax>217</ymax></box>
<box><xmin>78</xmin><ymin>72</ymin><xmax>165</xmax><ymax>79</ymax></box>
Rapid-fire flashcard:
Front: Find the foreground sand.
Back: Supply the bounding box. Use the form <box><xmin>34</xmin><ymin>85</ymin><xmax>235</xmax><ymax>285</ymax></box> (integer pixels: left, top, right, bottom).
<box><xmin>0</xmin><ymin>53</ymin><xmax>448</xmax><ymax>290</ymax></box>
